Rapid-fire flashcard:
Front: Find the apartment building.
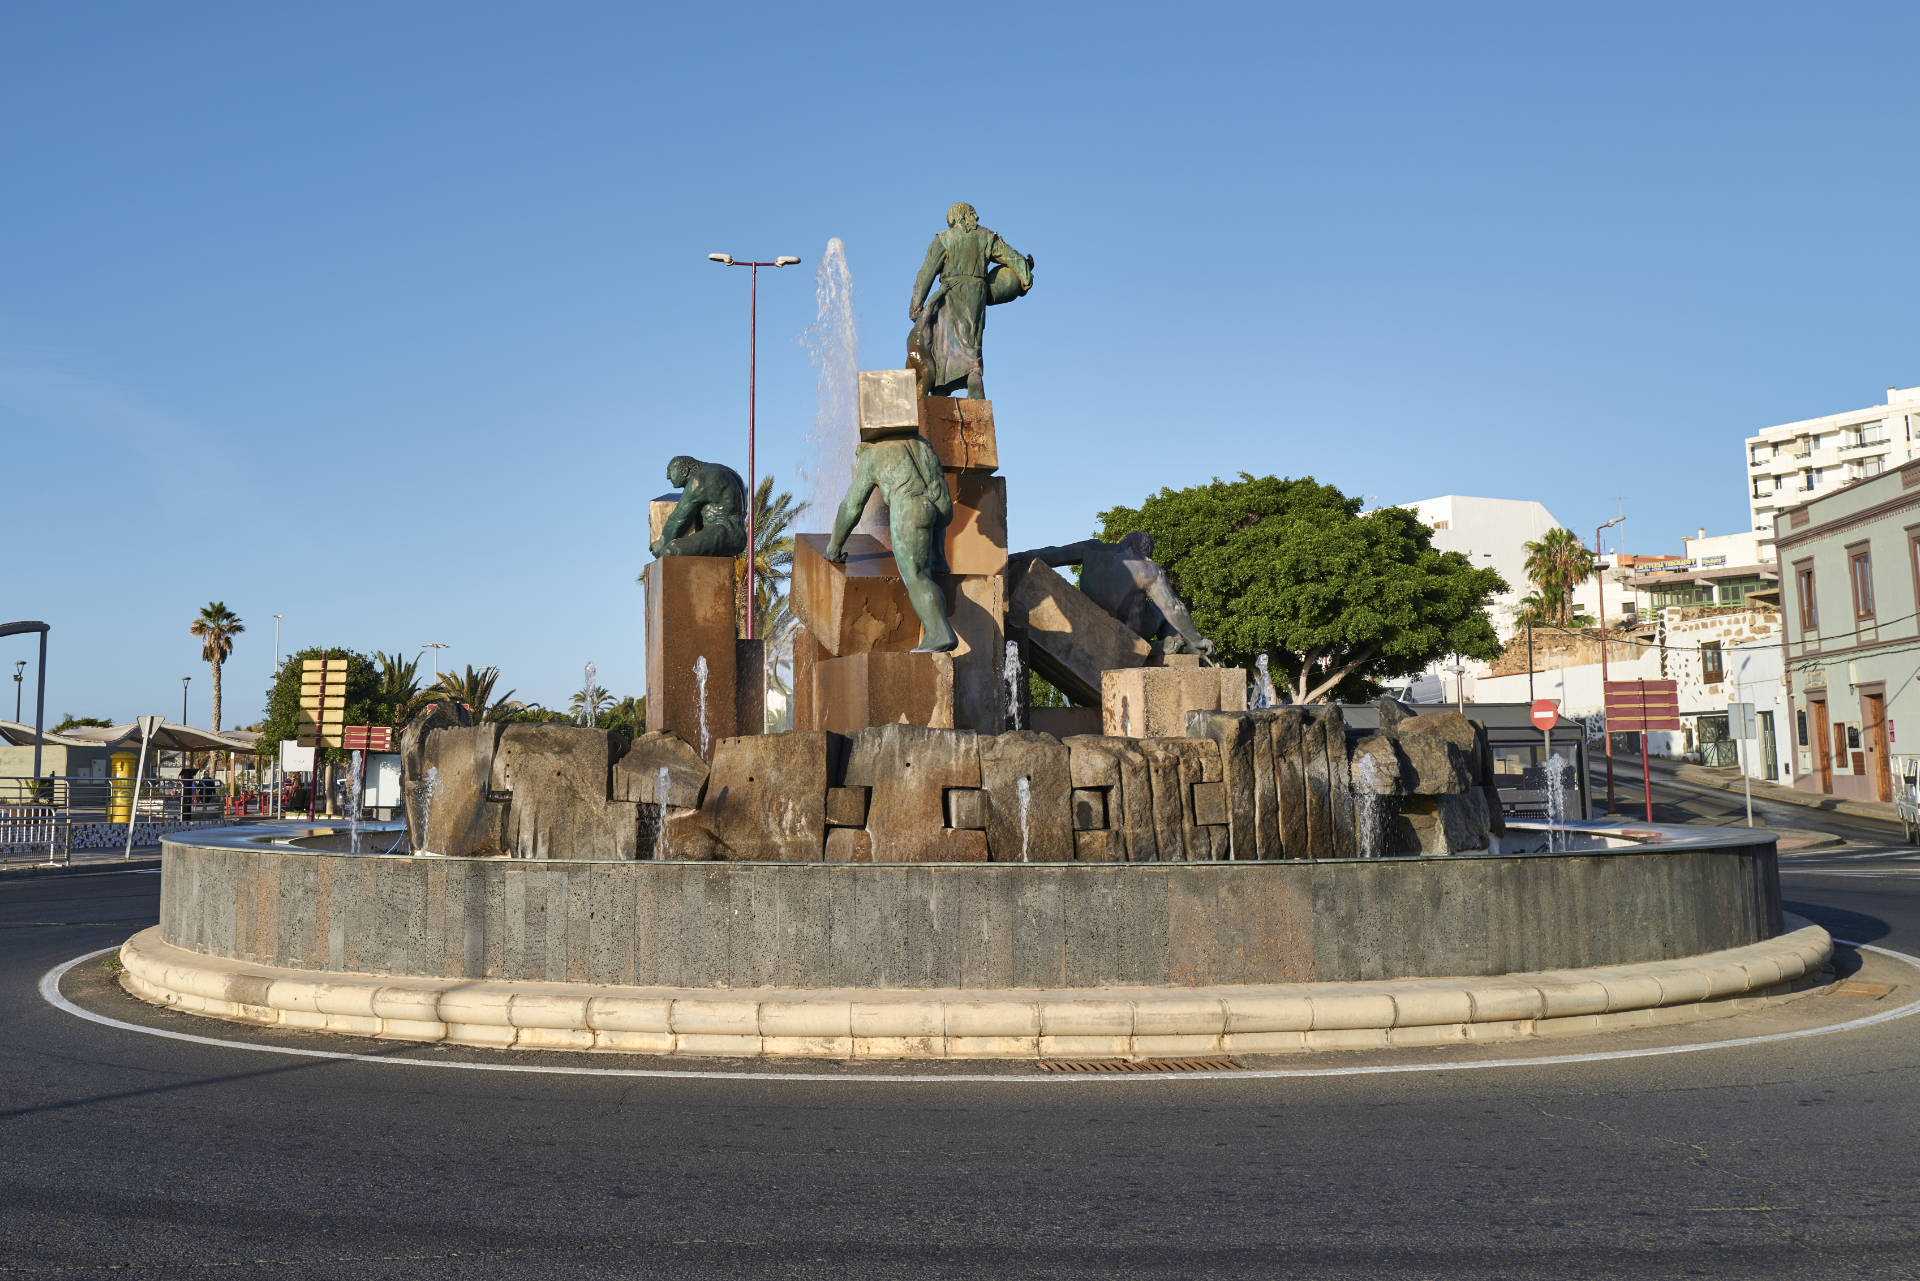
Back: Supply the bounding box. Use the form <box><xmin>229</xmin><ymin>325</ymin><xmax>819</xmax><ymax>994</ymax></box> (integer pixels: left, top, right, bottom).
<box><xmin>1747</xmin><ymin>385</ymin><xmax>1920</xmax><ymax>550</ymax></box>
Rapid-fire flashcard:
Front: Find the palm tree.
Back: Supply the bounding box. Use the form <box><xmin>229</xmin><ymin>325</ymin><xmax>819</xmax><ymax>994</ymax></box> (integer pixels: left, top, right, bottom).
<box><xmin>189</xmin><ymin>603</ymin><xmax>244</xmax><ymax>730</ymax></box>
<box><xmin>601</xmin><ymin>695</ymin><xmax>647</xmax><ymax>738</ymax></box>
<box><xmin>569</xmin><ymin>684</ymin><xmax>612</xmax><ymax>725</ymax></box>
<box><xmin>1522</xmin><ymin>529</ymin><xmax>1594</xmax><ymax>628</ymax></box>
<box><xmin>738</xmin><ymin>479</ymin><xmax>805</xmax><ymax>638</ymax></box>
<box><xmin>372</xmin><ymin>651</ymin><xmax>429</xmax><ymax>728</ymax></box>
<box><xmin>432</xmin><ymin>665</ymin><xmax>522</xmax><ymax>722</ymax></box>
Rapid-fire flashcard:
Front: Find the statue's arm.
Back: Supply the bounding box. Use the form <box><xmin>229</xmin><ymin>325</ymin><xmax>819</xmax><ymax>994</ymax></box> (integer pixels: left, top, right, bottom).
<box><xmin>909</xmin><ymin>237</ymin><xmax>944</xmax><ymax>320</ymax></box>
<box><xmin>826</xmin><ymin>463</ymin><xmax>877</xmax><ymax>561</ymax></box>
<box><xmin>989</xmin><ymin>234</ymin><xmax>1033</xmax><ymax>291</ymax></box>
<box><xmin>651</xmin><ymin>490</ymin><xmax>698</xmax><ymax>554</ymax></box>
<box><xmin>1144</xmin><ymin>574</ymin><xmax>1212</xmax><ymax>654</ymax></box>
<box><xmin>1011</xmin><ymin>541</ymin><xmax>1097</xmax><ymax>569</ymax></box>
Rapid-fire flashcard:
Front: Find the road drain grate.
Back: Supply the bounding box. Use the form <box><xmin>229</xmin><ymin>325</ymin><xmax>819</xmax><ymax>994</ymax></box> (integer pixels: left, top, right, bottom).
<box><xmin>1037</xmin><ymin>1057</ymin><xmax>1239</xmax><ymax>1074</ymax></box>
<box><xmin>1831</xmin><ymin>980</ymin><xmax>1896</xmax><ymax>999</ymax></box>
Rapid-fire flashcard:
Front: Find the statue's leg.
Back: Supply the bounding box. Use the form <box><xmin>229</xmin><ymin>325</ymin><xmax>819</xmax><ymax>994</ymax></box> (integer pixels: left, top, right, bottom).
<box><xmin>663</xmin><ymin>523</ymin><xmax>740</xmax><ymax>557</ymax></box>
<box><xmin>965</xmin><ymin>357</ymin><xmax>985</xmax><ymax>400</ymax></box>
<box><xmin>891</xmin><ymin>504</ymin><xmax>957</xmax><ymax>653</ymax></box>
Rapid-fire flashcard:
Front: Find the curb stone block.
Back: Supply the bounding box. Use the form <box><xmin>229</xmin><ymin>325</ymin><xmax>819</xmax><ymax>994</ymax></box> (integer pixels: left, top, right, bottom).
<box><xmin>1307</xmin><ymin>988</ymin><xmax>1397</xmax><ymax>1030</ymax></box>
<box><xmin>672</xmin><ymin>999</ymin><xmax>759</xmax><ymax>1037</ymax></box>
<box><xmin>1222</xmin><ymin>992</ymin><xmax>1314</xmax><ymax>1032</ymax></box>
<box><xmin>1465</xmin><ymin>982</ymin><xmax>1545</xmax><ymax>1022</ymax></box>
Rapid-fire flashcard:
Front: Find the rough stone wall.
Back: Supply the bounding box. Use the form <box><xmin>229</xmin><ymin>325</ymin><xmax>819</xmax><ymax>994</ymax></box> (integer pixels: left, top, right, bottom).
<box><xmin>404</xmin><ymin>702</ymin><xmax>1502</xmax><ymax>863</ymax></box>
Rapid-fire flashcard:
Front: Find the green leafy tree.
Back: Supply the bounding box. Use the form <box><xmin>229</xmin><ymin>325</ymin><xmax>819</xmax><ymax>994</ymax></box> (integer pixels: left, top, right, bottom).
<box><xmin>257</xmin><ymin>647</ymin><xmax>381</xmax><ymax>766</ymax></box>
<box><xmin>1522</xmin><ymin>528</ymin><xmax>1594</xmax><ymax>628</ymax></box>
<box><xmin>600</xmin><ymin>695</ymin><xmax>647</xmax><ymax>738</ymax></box>
<box><xmin>52</xmin><ymin>714</ymin><xmax>112</xmax><ymax>731</ymax></box>
<box><xmin>1097</xmin><ymin>475</ymin><xmax>1507</xmax><ymax>703</ymax></box>
<box><xmin>371</xmin><ymin>651</ymin><xmax>430</xmax><ymax>729</ymax></box>
<box><xmin>570</xmin><ymin>684</ymin><xmax>612</xmax><ymax>725</ymax></box>
<box><xmin>189</xmin><ymin>602</ymin><xmax>245</xmax><ymax>730</ymax></box>
<box><xmin>432</xmin><ymin>665</ymin><xmax>523</xmax><ymax>722</ymax></box>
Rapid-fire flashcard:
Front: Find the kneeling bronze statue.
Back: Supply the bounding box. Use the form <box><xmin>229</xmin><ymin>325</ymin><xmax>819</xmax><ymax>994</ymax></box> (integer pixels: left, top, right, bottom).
<box><xmin>651</xmin><ymin>456</ymin><xmax>748</xmax><ymax>559</ymax></box>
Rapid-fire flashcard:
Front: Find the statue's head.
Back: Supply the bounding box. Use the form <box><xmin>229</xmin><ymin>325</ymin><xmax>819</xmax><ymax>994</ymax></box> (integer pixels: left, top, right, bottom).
<box><xmin>946</xmin><ymin>201</ymin><xmax>979</xmax><ymax>231</ymax></box>
<box><xmin>666</xmin><ymin>455</ymin><xmax>696</xmax><ymax>487</ymax></box>
<box><xmin>1121</xmin><ymin>530</ymin><xmax>1155</xmax><ymax>560</ymax></box>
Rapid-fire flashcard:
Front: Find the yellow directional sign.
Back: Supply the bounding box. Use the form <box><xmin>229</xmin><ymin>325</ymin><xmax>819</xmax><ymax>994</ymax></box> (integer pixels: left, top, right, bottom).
<box><xmin>296</xmin><ymin>657</ymin><xmax>348</xmax><ymax>747</ymax></box>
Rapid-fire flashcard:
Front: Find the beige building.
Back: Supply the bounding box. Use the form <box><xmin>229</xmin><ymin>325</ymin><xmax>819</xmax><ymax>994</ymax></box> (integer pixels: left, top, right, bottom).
<box><xmin>1747</xmin><ymin>385</ymin><xmax>1920</xmax><ymax>552</ymax></box>
<box><xmin>1775</xmin><ymin>458</ymin><xmax>1920</xmax><ymax>802</ymax></box>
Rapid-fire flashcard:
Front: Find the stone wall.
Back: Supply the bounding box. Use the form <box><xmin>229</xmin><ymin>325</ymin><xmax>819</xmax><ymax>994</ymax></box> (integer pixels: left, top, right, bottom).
<box><xmin>402</xmin><ymin>702</ymin><xmax>1504</xmax><ymax>864</ymax></box>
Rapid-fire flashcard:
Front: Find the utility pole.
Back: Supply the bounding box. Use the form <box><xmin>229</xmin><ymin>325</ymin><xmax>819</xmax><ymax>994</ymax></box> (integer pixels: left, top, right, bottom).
<box><xmin>421</xmin><ymin>643</ymin><xmax>449</xmax><ymax>679</ymax></box>
<box><xmin>273</xmin><ymin>615</ymin><xmax>283</xmax><ymax>671</ymax></box>
<box><xmin>1595</xmin><ymin>514</ymin><xmax>1625</xmax><ymax>815</ymax></box>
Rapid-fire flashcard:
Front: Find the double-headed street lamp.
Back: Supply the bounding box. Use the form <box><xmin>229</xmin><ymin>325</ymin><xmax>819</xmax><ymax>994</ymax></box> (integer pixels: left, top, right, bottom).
<box><xmin>1595</xmin><ymin>514</ymin><xmax>1626</xmax><ymax>815</ymax></box>
<box><xmin>708</xmin><ymin>251</ymin><xmax>801</xmax><ymax>641</ymax></box>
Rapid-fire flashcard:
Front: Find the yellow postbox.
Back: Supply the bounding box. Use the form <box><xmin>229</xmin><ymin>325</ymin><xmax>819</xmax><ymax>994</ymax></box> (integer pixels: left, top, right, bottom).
<box><xmin>108</xmin><ymin>751</ymin><xmax>137</xmax><ymax>823</ymax></box>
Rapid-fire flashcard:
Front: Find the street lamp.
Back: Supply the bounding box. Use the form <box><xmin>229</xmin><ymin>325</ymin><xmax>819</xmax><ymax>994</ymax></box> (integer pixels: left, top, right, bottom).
<box><xmin>273</xmin><ymin>614</ymin><xmax>283</xmax><ymax>671</ymax></box>
<box><xmin>1595</xmin><ymin>514</ymin><xmax>1626</xmax><ymax>815</ymax></box>
<box><xmin>181</xmin><ymin>676</ymin><xmax>191</xmax><ymax>726</ymax></box>
<box><xmin>421</xmin><ymin>642</ymin><xmax>449</xmax><ymax>678</ymax></box>
<box><xmin>11</xmin><ymin>660</ymin><xmax>22</xmax><ymax>722</ymax></box>
<box><xmin>708</xmin><ymin>251</ymin><xmax>801</xmax><ymax>641</ymax></box>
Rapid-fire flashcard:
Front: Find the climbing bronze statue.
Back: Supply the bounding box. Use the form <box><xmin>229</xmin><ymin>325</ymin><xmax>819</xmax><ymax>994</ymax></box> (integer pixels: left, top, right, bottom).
<box><xmin>907</xmin><ymin>201</ymin><xmax>1034</xmax><ymax>399</ymax></box>
<box><xmin>1014</xmin><ymin>533</ymin><xmax>1215</xmax><ymax>660</ymax></box>
<box><xmin>825</xmin><ymin>437</ymin><xmax>957</xmax><ymax>652</ymax></box>
<box><xmin>650</xmin><ymin>456</ymin><xmax>748</xmax><ymax>559</ymax></box>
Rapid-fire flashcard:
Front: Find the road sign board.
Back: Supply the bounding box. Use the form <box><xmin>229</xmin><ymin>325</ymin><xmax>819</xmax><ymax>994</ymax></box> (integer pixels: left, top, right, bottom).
<box><xmin>296</xmin><ymin>657</ymin><xmax>346</xmax><ymax>748</ymax></box>
<box><xmin>1530</xmin><ymin>699</ymin><xmax>1559</xmax><ymax>733</ymax></box>
<box><xmin>341</xmin><ymin>725</ymin><xmax>393</xmax><ymax>752</ymax></box>
<box><xmin>1728</xmin><ymin>701</ymin><xmax>1757</xmax><ymax>740</ymax></box>
<box><xmin>1603</xmin><ymin>679</ymin><xmax>1681</xmax><ymax>732</ymax></box>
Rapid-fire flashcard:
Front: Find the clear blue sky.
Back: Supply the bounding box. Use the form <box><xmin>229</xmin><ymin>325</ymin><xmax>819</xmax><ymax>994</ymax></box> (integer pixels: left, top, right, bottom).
<box><xmin>4</xmin><ymin>2</ymin><xmax>1916</xmax><ymax>728</ymax></box>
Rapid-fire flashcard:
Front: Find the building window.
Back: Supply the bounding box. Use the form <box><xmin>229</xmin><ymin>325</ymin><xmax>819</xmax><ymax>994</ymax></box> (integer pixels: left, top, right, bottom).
<box><xmin>1752</xmin><ymin>477</ymin><xmax>1771</xmax><ymax>497</ymax></box>
<box><xmin>1701</xmin><ymin>642</ymin><xmax>1724</xmax><ymax>683</ymax></box>
<box><xmin>1866</xmin><ymin>457</ymin><xmax>1885</xmax><ymax>477</ymax></box>
<box><xmin>1430</xmin><ymin>520</ymin><xmax>1449</xmax><ymax>530</ymax></box>
<box><xmin>1796</xmin><ymin>564</ymin><xmax>1818</xmax><ymax>630</ymax></box>
<box><xmin>1850</xmin><ymin>548</ymin><xmax>1875</xmax><ymax>618</ymax></box>
<box><xmin>1751</xmin><ymin>445</ymin><xmax>1771</xmax><ymax>465</ymax></box>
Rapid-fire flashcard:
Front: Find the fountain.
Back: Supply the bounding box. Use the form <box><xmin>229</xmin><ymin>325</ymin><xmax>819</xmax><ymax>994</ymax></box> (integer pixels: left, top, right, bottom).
<box><xmin>1250</xmin><ymin>654</ymin><xmax>1275</xmax><ymax>710</ymax></box>
<box><xmin>692</xmin><ymin>655</ymin><xmax>710</xmax><ymax>759</ymax></box>
<box><xmin>1543</xmin><ymin>753</ymin><xmax>1569</xmax><ymax>854</ymax></box>
<box><xmin>345</xmin><ymin>749</ymin><xmax>363</xmax><ymax>855</ymax></box>
<box><xmin>1003</xmin><ymin>641</ymin><xmax>1022</xmax><ymax>731</ymax></box>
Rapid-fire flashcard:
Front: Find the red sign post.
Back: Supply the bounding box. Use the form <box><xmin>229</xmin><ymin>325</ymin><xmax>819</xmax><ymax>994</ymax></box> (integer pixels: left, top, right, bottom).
<box><xmin>1531</xmin><ymin>699</ymin><xmax>1560</xmax><ymax>816</ymax></box>
<box><xmin>1603</xmin><ymin>680</ymin><xmax>1680</xmax><ymax>823</ymax></box>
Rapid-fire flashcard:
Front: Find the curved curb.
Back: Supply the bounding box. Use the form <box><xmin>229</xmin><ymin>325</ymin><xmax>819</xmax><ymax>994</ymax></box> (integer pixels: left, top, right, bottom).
<box><xmin>116</xmin><ymin>925</ymin><xmax>1833</xmax><ymax>1060</ymax></box>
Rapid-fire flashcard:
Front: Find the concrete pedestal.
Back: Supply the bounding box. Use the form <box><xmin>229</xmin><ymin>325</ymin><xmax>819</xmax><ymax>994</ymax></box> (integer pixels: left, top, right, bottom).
<box><xmin>812</xmin><ymin>651</ymin><xmax>955</xmax><ymax>735</ymax></box>
<box><xmin>642</xmin><ymin>556</ymin><xmax>737</xmax><ymax>761</ymax></box>
<box><xmin>1101</xmin><ymin>666</ymin><xmax>1247</xmax><ymax>739</ymax></box>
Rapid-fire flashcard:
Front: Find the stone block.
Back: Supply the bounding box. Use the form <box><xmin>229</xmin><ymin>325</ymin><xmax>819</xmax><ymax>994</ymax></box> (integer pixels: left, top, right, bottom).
<box><xmin>825</xmin><ymin>828</ymin><xmax>872</xmax><ymax>863</ymax></box>
<box><xmin>945</xmin><ymin>787</ymin><xmax>989</xmax><ymax>830</ymax></box>
<box><xmin>791</xmin><ymin>630</ymin><xmax>829</xmax><ymax>732</ymax></box>
<box><xmin>735</xmin><ymin>638</ymin><xmax>765</xmax><ymax>737</ymax></box>
<box><xmin>1191</xmin><ymin>780</ymin><xmax>1228</xmax><ymax>827</ymax></box>
<box><xmin>978</xmin><ymin>730</ymin><xmax>1073</xmax><ymax>863</ymax></box>
<box><xmin>844</xmin><ymin>724</ymin><xmax>984</xmax><ymax>863</ymax></box>
<box><xmin>792</xmin><ymin>533</ymin><xmax>919</xmax><ymax>657</ymax></box>
<box><xmin>1064</xmin><ymin>734</ymin><xmax>1157</xmax><ymax>863</ymax></box>
<box><xmin>1394</xmin><ymin>713</ymin><xmax>1475</xmax><ymax>795</ymax></box>
<box><xmin>1185</xmin><ymin>710</ymin><xmax>1262</xmax><ymax>859</ymax></box>
<box><xmin>1269</xmin><ymin>709</ymin><xmax>1309</xmax><ymax>859</ymax></box>
<box><xmin>825</xmin><ymin>786</ymin><xmax>869</xmax><ymax>828</ymax></box>
<box><xmin>1102</xmin><ymin>666</ymin><xmax>1245</xmax><ymax>739</ymax></box>
<box><xmin>918</xmin><ymin>395</ymin><xmax>998</xmax><ymax>472</ymax></box>
<box><xmin>857</xmin><ymin>369</ymin><xmax>920</xmax><ymax>438</ymax></box>
<box><xmin>1010</xmin><ymin>559</ymin><xmax>1151</xmax><ymax>706</ymax></box>
<box><xmin>490</xmin><ymin>724</ymin><xmax>640</xmax><ymax>860</ymax></box>
<box><xmin>648</xmin><ymin>493</ymin><xmax>680</xmax><ymax>549</ymax></box>
<box><xmin>1070</xmin><ymin>787</ymin><xmax>1107</xmax><ymax>830</ymax></box>
<box><xmin>610</xmin><ymin>731</ymin><xmax>709</xmax><ymax>809</ymax></box>
<box><xmin>1031</xmin><ymin>706</ymin><xmax>1102</xmax><ymax>738</ymax></box>
<box><xmin>1396</xmin><ymin>791</ymin><xmax>1492</xmax><ymax>855</ymax></box>
<box><xmin>1137</xmin><ymin>739</ymin><xmax>1199</xmax><ymax>861</ymax></box>
<box><xmin>1151</xmin><ymin>652</ymin><xmax>1205</xmax><ymax>668</ymax></box>
<box><xmin>659</xmin><ymin>731</ymin><xmax>831</xmax><ymax>862</ymax></box>
<box><xmin>944</xmin><ymin>571</ymin><xmax>1007</xmax><ymax>732</ymax></box>
<box><xmin>943</xmin><ymin>474</ymin><xmax>1008</xmax><ymax>575</ymax></box>
<box><xmin>642</xmin><ymin>555</ymin><xmax>738</xmax><ymax>762</ymax></box>
<box><xmin>400</xmin><ymin>700</ymin><xmax>469</xmax><ymax>848</ymax></box>
<box><xmin>1349</xmin><ymin>733</ymin><xmax>1405</xmax><ymax>795</ymax></box>
<box><xmin>814</xmin><ymin>651</ymin><xmax>955</xmax><ymax>735</ymax></box>
<box><xmin>409</xmin><ymin>719</ymin><xmax>505</xmax><ymax>858</ymax></box>
<box><xmin>1073</xmin><ymin>829</ymin><xmax>1121</xmax><ymax>862</ymax></box>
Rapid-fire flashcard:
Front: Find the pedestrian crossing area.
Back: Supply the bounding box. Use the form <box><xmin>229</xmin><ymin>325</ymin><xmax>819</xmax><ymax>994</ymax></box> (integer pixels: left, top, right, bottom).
<box><xmin>1782</xmin><ymin>845</ymin><xmax>1920</xmax><ymax>876</ymax></box>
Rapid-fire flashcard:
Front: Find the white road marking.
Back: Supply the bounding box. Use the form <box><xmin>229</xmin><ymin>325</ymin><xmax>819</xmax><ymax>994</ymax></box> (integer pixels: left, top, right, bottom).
<box><xmin>36</xmin><ymin>937</ymin><xmax>1920</xmax><ymax>1085</ymax></box>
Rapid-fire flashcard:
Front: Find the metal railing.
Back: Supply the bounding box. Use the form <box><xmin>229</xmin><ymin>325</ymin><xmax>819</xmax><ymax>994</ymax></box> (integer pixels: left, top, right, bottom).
<box><xmin>0</xmin><ymin>774</ymin><xmax>250</xmax><ymax>821</ymax></box>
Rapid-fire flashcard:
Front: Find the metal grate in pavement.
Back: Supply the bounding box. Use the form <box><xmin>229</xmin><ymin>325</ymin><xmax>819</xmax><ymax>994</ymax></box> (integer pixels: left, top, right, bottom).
<box><xmin>1036</xmin><ymin>1057</ymin><xmax>1239</xmax><ymax>1074</ymax></box>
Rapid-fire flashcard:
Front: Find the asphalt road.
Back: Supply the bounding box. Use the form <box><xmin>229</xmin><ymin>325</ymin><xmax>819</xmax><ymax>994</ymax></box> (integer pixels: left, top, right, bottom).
<box><xmin>5</xmin><ymin>809</ymin><xmax>1920</xmax><ymax>1279</ymax></box>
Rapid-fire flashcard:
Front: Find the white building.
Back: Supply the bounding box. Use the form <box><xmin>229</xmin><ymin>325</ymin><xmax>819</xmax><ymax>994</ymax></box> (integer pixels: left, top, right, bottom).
<box><xmin>1746</xmin><ymin>385</ymin><xmax>1920</xmax><ymax>552</ymax></box>
<box><xmin>1408</xmin><ymin>495</ymin><xmax>1636</xmax><ymax>642</ymax></box>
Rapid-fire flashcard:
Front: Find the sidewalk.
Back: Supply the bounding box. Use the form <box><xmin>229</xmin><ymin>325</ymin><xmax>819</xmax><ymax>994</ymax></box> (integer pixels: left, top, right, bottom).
<box><xmin>1</xmin><ymin>847</ymin><xmax>161</xmax><ymax>876</ymax></box>
<box><xmin>1610</xmin><ymin>750</ymin><xmax>1904</xmax><ymax>825</ymax></box>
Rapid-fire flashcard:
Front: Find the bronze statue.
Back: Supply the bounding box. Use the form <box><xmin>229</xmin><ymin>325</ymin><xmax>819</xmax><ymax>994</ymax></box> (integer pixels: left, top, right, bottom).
<box><xmin>650</xmin><ymin>456</ymin><xmax>748</xmax><ymax>558</ymax></box>
<box><xmin>907</xmin><ymin>202</ymin><xmax>1033</xmax><ymax>399</ymax></box>
<box><xmin>1014</xmin><ymin>533</ymin><xmax>1214</xmax><ymax>660</ymax></box>
<box><xmin>825</xmin><ymin>438</ymin><xmax>957</xmax><ymax>652</ymax></box>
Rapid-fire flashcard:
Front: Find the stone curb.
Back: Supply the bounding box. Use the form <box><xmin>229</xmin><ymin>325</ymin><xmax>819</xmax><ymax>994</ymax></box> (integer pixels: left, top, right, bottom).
<box><xmin>117</xmin><ymin>925</ymin><xmax>1833</xmax><ymax>1061</ymax></box>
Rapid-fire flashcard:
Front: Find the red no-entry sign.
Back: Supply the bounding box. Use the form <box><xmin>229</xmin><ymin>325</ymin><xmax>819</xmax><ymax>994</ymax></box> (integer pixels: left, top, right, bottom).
<box><xmin>1530</xmin><ymin>699</ymin><xmax>1559</xmax><ymax>732</ymax></box>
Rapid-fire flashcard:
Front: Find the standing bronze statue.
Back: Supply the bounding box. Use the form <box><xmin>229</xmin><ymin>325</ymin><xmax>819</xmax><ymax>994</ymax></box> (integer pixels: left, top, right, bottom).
<box><xmin>825</xmin><ymin>438</ymin><xmax>957</xmax><ymax>652</ymax></box>
<box><xmin>907</xmin><ymin>202</ymin><xmax>1034</xmax><ymax>399</ymax></box>
<box><xmin>650</xmin><ymin>456</ymin><xmax>748</xmax><ymax>558</ymax></box>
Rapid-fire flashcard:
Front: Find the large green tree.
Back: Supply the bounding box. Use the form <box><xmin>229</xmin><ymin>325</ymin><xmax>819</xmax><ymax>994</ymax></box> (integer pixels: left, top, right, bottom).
<box><xmin>1097</xmin><ymin>475</ymin><xmax>1507</xmax><ymax>704</ymax></box>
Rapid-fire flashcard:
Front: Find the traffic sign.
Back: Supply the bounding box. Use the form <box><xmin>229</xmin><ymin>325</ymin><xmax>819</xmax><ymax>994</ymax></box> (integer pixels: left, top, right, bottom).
<box><xmin>341</xmin><ymin>725</ymin><xmax>393</xmax><ymax>753</ymax></box>
<box><xmin>1603</xmin><ymin>680</ymin><xmax>1680</xmax><ymax>733</ymax></box>
<box><xmin>1529</xmin><ymin>699</ymin><xmax>1559</xmax><ymax>733</ymax></box>
<box><xmin>1728</xmin><ymin>701</ymin><xmax>1756</xmax><ymax>740</ymax></box>
<box><xmin>296</xmin><ymin>656</ymin><xmax>347</xmax><ymax>748</ymax></box>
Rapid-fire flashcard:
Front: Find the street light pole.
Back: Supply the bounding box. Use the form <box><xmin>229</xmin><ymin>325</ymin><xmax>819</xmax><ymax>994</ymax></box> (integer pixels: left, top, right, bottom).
<box><xmin>1595</xmin><ymin>514</ymin><xmax>1625</xmax><ymax>816</ymax></box>
<box><xmin>181</xmin><ymin>676</ymin><xmax>191</xmax><ymax>726</ymax></box>
<box><xmin>708</xmin><ymin>252</ymin><xmax>801</xmax><ymax>642</ymax></box>
<box><xmin>421</xmin><ymin>643</ymin><xmax>449</xmax><ymax>679</ymax></box>
<box><xmin>12</xmin><ymin>660</ymin><xmax>22</xmax><ymax>722</ymax></box>
<box><xmin>273</xmin><ymin>615</ymin><xmax>283</xmax><ymax>672</ymax></box>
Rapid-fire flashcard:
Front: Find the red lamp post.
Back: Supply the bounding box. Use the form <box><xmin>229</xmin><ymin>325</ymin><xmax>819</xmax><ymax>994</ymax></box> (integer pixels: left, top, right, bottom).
<box><xmin>1595</xmin><ymin>514</ymin><xmax>1625</xmax><ymax>815</ymax></box>
<box><xmin>707</xmin><ymin>252</ymin><xmax>801</xmax><ymax>641</ymax></box>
